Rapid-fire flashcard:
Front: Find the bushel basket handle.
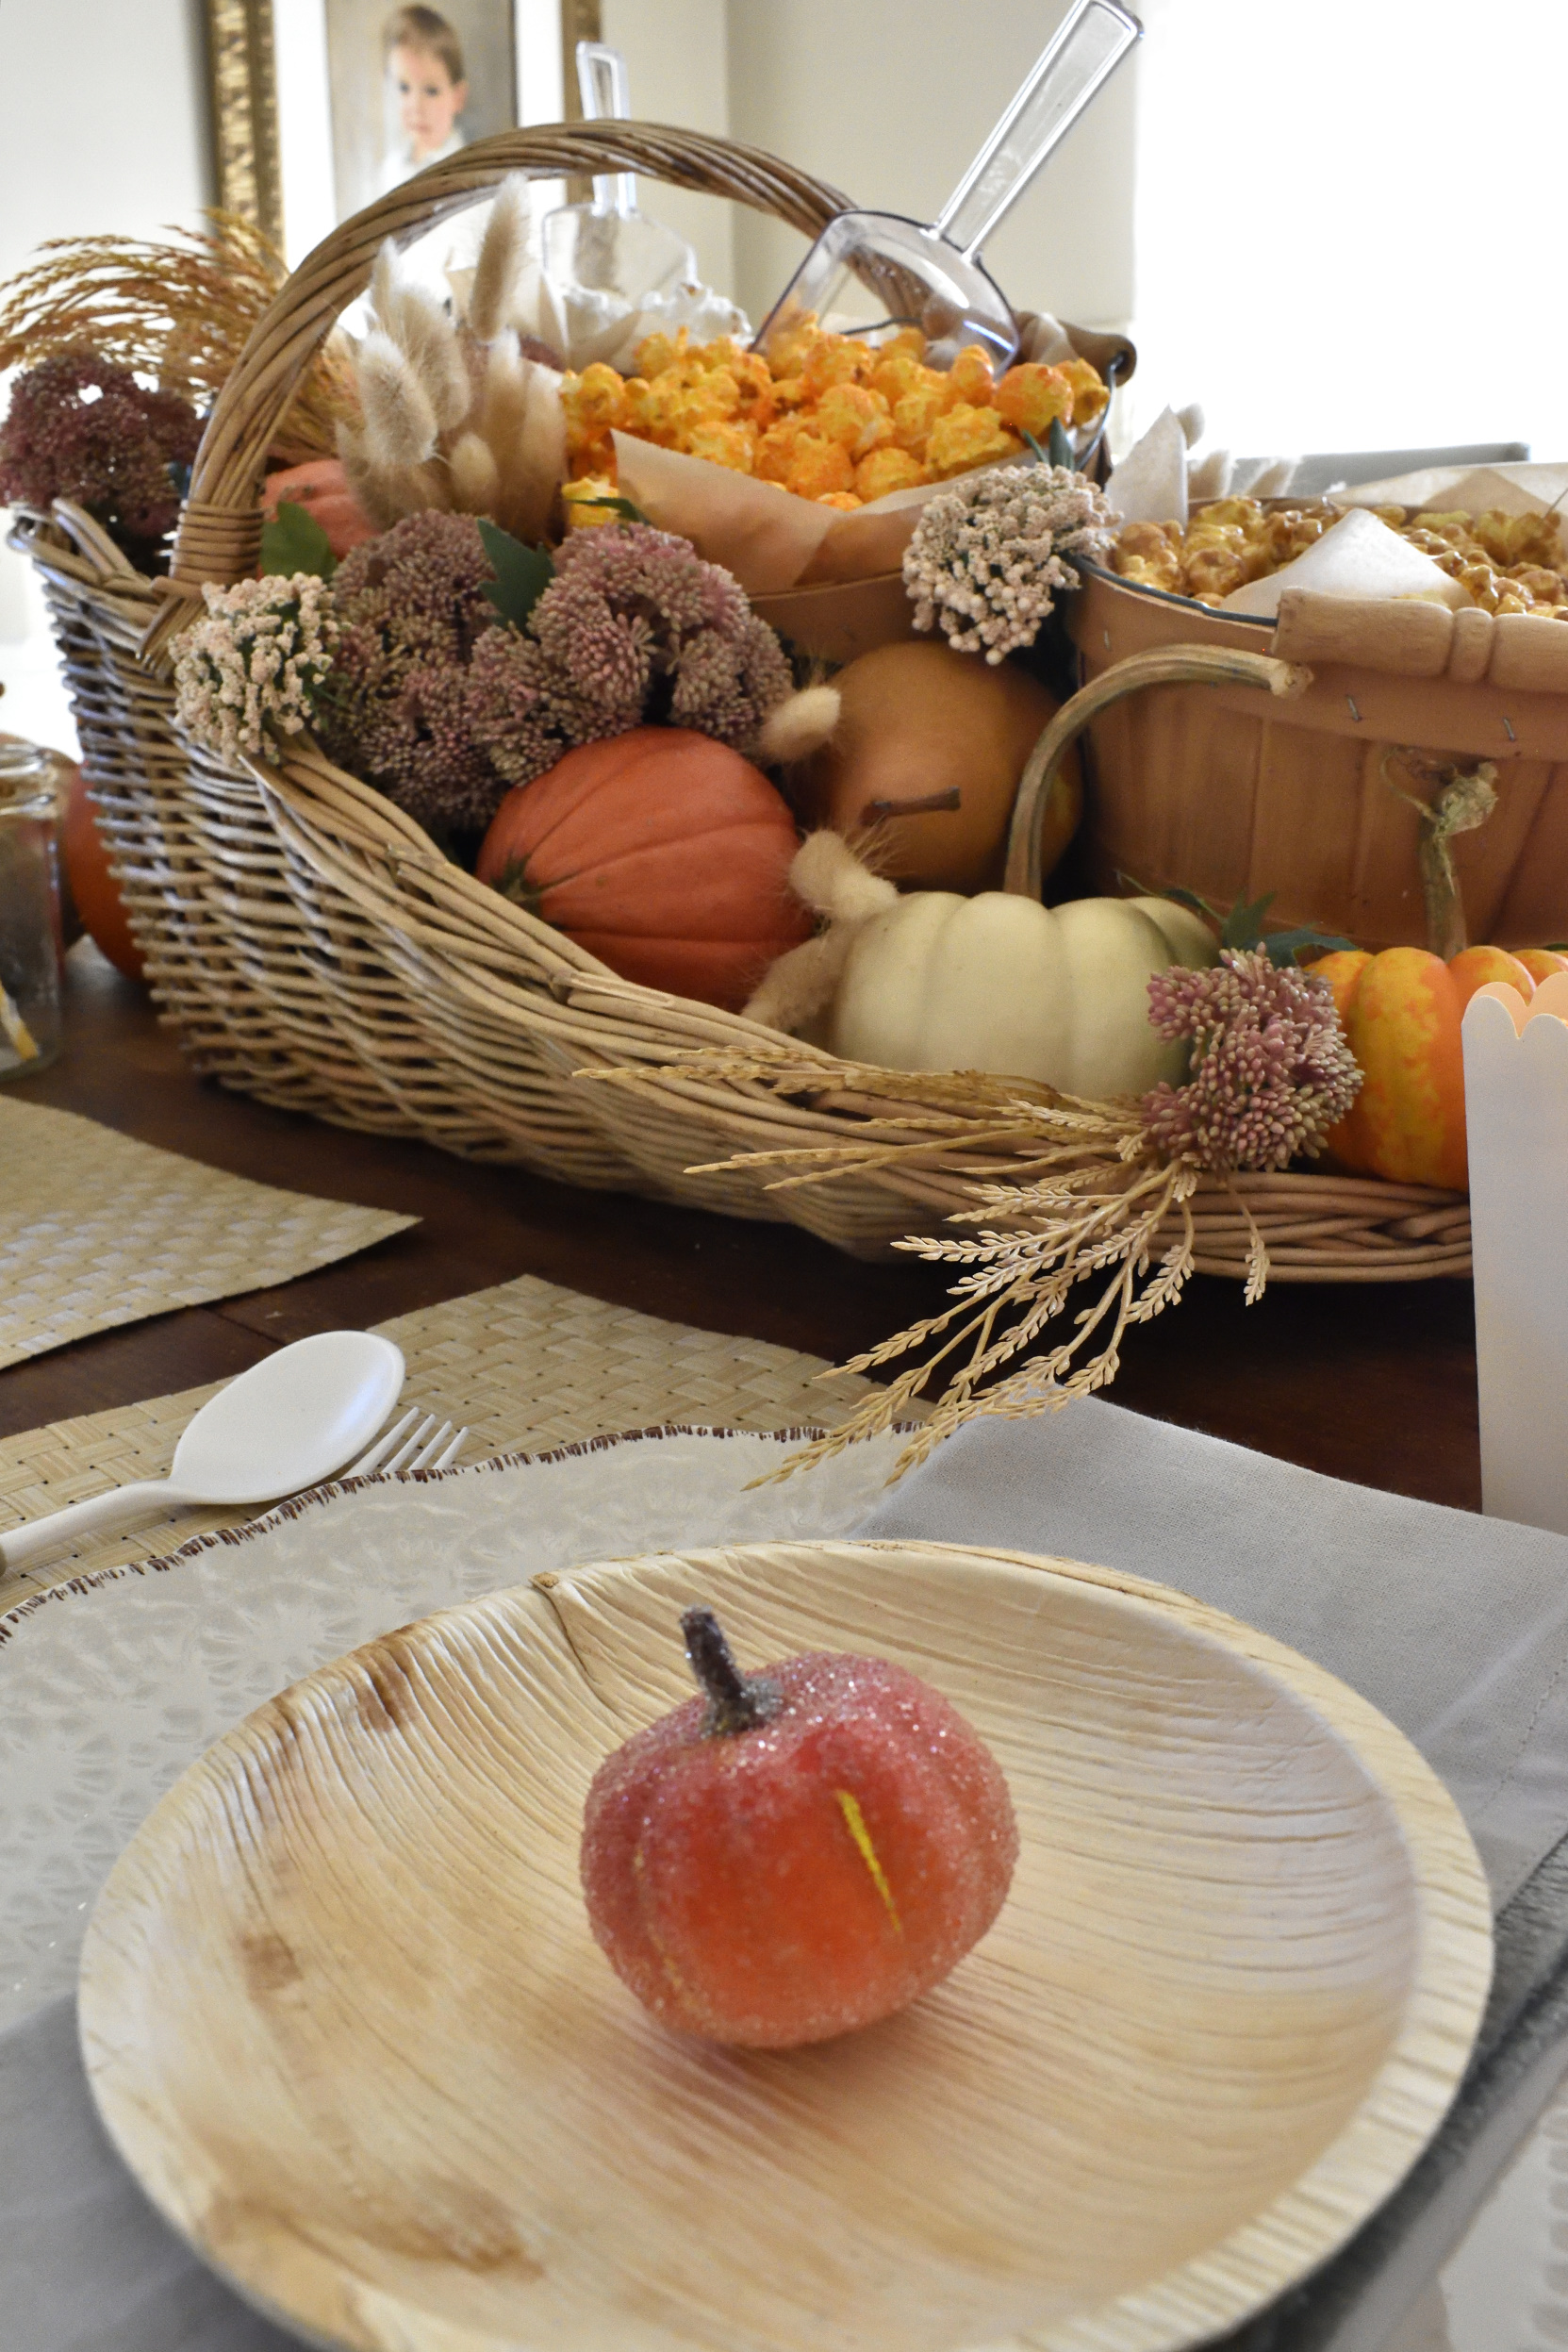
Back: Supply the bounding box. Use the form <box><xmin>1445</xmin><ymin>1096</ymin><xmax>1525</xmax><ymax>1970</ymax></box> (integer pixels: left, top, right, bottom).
<box><xmin>1003</xmin><ymin>644</ymin><xmax>1314</xmax><ymax>901</ymax></box>
<box><xmin>144</xmin><ymin>123</ymin><xmax>857</xmax><ymax>659</ymax></box>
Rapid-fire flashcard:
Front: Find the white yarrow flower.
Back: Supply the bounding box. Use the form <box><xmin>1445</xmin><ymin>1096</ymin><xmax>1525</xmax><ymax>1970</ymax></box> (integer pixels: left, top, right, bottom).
<box><xmin>173</xmin><ymin>573</ymin><xmax>338</xmax><ymax>764</ymax></box>
<box><xmin>902</xmin><ymin>464</ymin><xmax>1114</xmax><ymax>662</ymax></box>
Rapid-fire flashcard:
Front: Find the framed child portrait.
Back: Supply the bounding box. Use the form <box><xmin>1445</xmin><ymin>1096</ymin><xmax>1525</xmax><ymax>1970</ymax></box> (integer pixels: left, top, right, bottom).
<box><xmin>206</xmin><ymin>0</ymin><xmax>591</xmax><ymax>267</ymax></box>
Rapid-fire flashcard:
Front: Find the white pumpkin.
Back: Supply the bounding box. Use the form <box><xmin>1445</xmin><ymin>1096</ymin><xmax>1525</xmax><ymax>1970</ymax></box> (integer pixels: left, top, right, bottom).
<box><xmin>828</xmin><ymin>893</ymin><xmax>1219</xmax><ymax>1096</ymax></box>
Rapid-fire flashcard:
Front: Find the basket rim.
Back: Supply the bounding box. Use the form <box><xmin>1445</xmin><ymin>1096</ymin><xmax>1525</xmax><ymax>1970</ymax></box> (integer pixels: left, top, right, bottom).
<box><xmin>145</xmin><ymin>118</ymin><xmax>1136</xmax><ymax>654</ymax></box>
<box><xmin>248</xmin><ymin>735</ymin><xmax>1469</xmax><ymax>1234</ymax></box>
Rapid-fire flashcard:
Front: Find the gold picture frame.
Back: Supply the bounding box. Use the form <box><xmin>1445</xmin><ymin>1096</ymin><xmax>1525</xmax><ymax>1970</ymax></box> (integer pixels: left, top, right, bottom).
<box><xmin>205</xmin><ymin>0</ymin><xmax>285</xmax><ymax>249</ymax></box>
<box><xmin>204</xmin><ymin>0</ymin><xmax>590</xmax><ymax>257</ymax></box>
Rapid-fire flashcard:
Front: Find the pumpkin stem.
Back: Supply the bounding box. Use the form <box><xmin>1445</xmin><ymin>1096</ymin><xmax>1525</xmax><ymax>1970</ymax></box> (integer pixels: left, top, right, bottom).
<box><xmin>682</xmin><ymin>1606</ymin><xmax>781</xmax><ymax>1736</ymax></box>
<box><xmin>1381</xmin><ymin>751</ymin><xmax>1497</xmax><ymax>961</ymax></box>
<box><xmin>858</xmin><ymin>787</ymin><xmax>963</xmax><ymax>824</ymax></box>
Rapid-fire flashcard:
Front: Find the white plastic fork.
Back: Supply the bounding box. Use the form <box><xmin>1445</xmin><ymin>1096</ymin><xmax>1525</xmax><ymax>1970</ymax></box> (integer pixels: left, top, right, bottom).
<box><xmin>346</xmin><ymin>1407</ymin><xmax>469</xmax><ymax>1479</ymax></box>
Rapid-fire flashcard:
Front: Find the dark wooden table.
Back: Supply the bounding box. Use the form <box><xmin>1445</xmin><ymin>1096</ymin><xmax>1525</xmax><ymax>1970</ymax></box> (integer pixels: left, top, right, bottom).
<box><xmin>3</xmin><ymin>941</ymin><xmax>1484</xmax><ymax>1510</ymax></box>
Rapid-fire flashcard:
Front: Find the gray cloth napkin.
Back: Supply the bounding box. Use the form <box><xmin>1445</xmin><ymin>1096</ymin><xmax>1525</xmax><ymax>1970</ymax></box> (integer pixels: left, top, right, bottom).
<box><xmin>13</xmin><ymin>1396</ymin><xmax>1568</xmax><ymax>2352</ymax></box>
<box><xmin>2</xmin><ymin>1995</ymin><xmax>292</xmax><ymax>2352</ymax></box>
<box><xmin>854</xmin><ymin>1398</ymin><xmax>1568</xmax><ymax>1908</ymax></box>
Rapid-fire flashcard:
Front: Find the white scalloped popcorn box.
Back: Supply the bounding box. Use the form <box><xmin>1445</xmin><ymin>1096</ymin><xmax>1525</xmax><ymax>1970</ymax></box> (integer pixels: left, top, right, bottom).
<box><xmin>1462</xmin><ymin>971</ymin><xmax>1568</xmax><ymax>1532</ymax></box>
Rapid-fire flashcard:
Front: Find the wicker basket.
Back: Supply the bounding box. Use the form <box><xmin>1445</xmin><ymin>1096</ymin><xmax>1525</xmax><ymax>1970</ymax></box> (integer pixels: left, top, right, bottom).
<box><xmin>14</xmin><ymin>124</ymin><xmax>1470</xmax><ymax>1281</ymax></box>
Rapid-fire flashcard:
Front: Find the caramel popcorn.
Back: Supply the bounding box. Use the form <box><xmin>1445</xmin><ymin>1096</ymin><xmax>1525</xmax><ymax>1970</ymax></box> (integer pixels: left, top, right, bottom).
<box><xmin>854</xmin><ymin>445</ymin><xmax>928</xmax><ymax>501</ymax></box>
<box><xmin>1110</xmin><ymin>498</ymin><xmax>1568</xmax><ymax>618</ymax></box>
<box><xmin>560</xmin><ymin>475</ymin><xmax>620</xmax><ymax>530</ymax></box>
<box><xmin>557</xmin><ymin>320</ymin><xmax>1109</xmax><ymax>516</ymax></box>
<box><xmin>814</xmin><ymin>382</ymin><xmax>895</xmax><ymax>459</ymax></box>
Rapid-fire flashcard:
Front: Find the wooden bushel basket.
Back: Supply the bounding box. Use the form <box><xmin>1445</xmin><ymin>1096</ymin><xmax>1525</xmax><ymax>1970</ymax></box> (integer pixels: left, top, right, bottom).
<box><xmin>1065</xmin><ymin>554</ymin><xmax>1568</xmax><ymax>954</ymax></box>
<box><xmin>10</xmin><ymin>128</ymin><xmax>1472</xmax><ymax>1281</ymax></box>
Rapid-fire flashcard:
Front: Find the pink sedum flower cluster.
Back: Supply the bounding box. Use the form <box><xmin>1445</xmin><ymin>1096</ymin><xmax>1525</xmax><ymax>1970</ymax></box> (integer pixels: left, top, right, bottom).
<box><xmin>467</xmin><ymin>522</ymin><xmax>792</xmax><ymax>788</ymax></box>
<box><xmin>1141</xmin><ymin>948</ymin><xmax>1362</xmax><ymax>1174</ymax></box>
<box><xmin>321</xmin><ymin>511</ymin><xmax>503</xmax><ymax>832</ymax></box>
<box><xmin>0</xmin><ymin>348</ymin><xmax>200</xmax><ymax>559</ymax></box>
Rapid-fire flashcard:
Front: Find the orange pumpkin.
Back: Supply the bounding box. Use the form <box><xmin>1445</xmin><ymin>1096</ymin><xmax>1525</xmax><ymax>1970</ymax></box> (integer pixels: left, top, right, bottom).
<box><xmin>1311</xmin><ymin>943</ymin><xmax>1540</xmax><ymax>1189</ymax></box>
<box><xmin>260</xmin><ymin>458</ymin><xmax>377</xmax><ymax>559</ymax></box>
<box><xmin>476</xmin><ymin>727</ymin><xmax>813</xmax><ymax>1010</ymax></box>
<box><xmin>63</xmin><ymin>768</ymin><xmax>145</xmax><ymax>981</ymax></box>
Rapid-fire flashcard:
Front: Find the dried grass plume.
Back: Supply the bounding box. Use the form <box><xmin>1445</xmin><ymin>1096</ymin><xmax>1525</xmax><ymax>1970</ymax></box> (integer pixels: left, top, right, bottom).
<box><xmin>0</xmin><ymin>214</ymin><xmax>353</xmax><ymax>467</ymax></box>
<box><xmin>345</xmin><ymin>198</ymin><xmax>567</xmax><ymax>541</ymax></box>
<box><xmin>744</xmin><ymin>830</ymin><xmax>896</xmax><ymax>1035</ymax></box>
<box><xmin>757</xmin><ymin>683</ymin><xmax>841</xmax><ymax>768</ymax></box>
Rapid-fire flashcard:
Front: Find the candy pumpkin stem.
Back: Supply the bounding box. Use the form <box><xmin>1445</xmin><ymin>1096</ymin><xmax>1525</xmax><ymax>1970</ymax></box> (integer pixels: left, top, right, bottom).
<box><xmin>681</xmin><ymin>1607</ymin><xmax>781</xmax><ymax>1735</ymax></box>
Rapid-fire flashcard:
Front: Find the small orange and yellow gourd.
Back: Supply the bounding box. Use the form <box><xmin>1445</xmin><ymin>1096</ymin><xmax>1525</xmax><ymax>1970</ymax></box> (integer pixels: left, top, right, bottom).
<box><xmin>1311</xmin><ymin>945</ymin><xmax>1568</xmax><ymax>1189</ymax></box>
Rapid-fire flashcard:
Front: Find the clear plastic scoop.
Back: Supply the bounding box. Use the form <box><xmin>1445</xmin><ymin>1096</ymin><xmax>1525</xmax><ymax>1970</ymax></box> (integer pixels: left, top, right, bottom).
<box><xmin>756</xmin><ymin>0</ymin><xmax>1143</xmax><ymax>375</ymax></box>
<box><xmin>541</xmin><ymin>42</ymin><xmax>697</xmax><ymax>310</ymax></box>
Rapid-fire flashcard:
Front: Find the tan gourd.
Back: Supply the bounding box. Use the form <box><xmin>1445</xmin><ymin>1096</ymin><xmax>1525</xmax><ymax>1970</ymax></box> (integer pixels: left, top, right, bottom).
<box><xmin>826</xmin><ymin>648</ymin><xmax>1316</xmax><ymax>1097</ymax></box>
<box><xmin>799</xmin><ymin>641</ymin><xmax>1078</xmax><ymax>893</ymax></box>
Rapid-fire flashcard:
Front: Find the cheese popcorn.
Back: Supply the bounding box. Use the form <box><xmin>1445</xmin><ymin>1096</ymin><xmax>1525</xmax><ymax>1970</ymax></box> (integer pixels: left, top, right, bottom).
<box><xmin>560</xmin><ymin>318</ymin><xmax>1110</xmax><ymax>511</ymax></box>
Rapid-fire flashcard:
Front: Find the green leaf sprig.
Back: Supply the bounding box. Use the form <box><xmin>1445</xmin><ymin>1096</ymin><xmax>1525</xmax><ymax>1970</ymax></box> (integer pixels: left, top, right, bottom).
<box><xmin>477</xmin><ymin>517</ymin><xmax>555</xmax><ymax>630</ymax></box>
<box><xmin>259</xmin><ymin>499</ymin><xmax>337</xmax><ymax>581</ymax></box>
<box><xmin>568</xmin><ymin>492</ymin><xmax>652</xmax><ymax>525</ymax></box>
<box><xmin>1021</xmin><ymin>420</ymin><xmax>1079</xmax><ymax>473</ymax></box>
<box><xmin>1121</xmin><ymin>875</ymin><xmax>1357</xmax><ymax>969</ymax></box>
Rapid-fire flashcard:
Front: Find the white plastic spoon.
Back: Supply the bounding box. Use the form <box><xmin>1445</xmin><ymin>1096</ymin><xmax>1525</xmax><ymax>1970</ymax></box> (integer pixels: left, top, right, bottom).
<box><xmin>0</xmin><ymin>1331</ymin><xmax>405</xmax><ymax>1573</ymax></box>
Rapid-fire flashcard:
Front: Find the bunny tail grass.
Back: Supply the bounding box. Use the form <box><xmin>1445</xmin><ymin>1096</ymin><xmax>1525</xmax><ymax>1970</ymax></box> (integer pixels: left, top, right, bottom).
<box><xmin>356</xmin><ymin>330</ymin><xmax>438</xmax><ymax>471</ymax></box>
<box><xmin>450</xmin><ymin>430</ymin><xmax>502</xmax><ymax>514</ymax></box>
<box><xmin>492</xmin><ymin>356</ymin><xmax>568</xmax><ymax>542</ymax></box>
<box><xmin>788</xmin><ymin>829</ymin><xmax>899</xmax><ymax>924</ymax></box>
<box><xmin>468</xmin><ymin>174</ymin><xmax>531</xmax><ymax>341</ymax></box>
<box><xmin>758</xmin><ymin>684</ymin><xmax>841</xmax><ymax>767</ymax></box>
<box><xmin>743</xmin><ymin>930</ymin><xmax>855</xmax><ymax>1035</ymax></box>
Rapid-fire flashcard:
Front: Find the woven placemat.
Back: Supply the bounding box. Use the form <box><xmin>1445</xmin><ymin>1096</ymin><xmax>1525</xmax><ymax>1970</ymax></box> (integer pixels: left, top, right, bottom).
<box><xmin>0</xmin><ymin>1100</ymin><xmax>415</xmax><ymax>1367</ymax></box>
<box><xmin>0</xmin><ymin>1271</ymin><xmax>895</xmax><ymax>1601</ymax></box>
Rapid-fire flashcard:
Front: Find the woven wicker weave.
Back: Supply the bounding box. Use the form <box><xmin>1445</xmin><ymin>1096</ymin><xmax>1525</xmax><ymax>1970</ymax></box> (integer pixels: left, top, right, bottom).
<box><xmin>12</xmin><ymin>123</ymin><xmax>1471</xmax><ymax>1281</ymax></box>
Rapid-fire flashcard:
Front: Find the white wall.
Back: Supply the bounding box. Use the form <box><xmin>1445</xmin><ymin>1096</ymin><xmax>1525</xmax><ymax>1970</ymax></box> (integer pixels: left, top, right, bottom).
<box><xmin>724</xmin><ymin>0</ymin><xmax>1137</xmax><ymax>339</ymax></box>
<box><xmin>601</xmin><ymin>0</ymin><xmax>734</xmax><ymax>301</ymax></box>
<box><xmin>0</xmin><ymin>0</ymin><xmax>210</xmax><ymax>753</ymax></box>
<box><xmin>1126</xmin><ymin>0</ymin><xmax>1568</xmax><ymax>464</ymax></box>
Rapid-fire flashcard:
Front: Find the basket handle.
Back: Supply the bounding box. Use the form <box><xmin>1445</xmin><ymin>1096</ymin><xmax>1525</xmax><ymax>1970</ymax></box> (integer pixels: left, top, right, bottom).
<box><xmin>1002</xmin><ymin>644</ymin><xmax>1314</xmax><ymax>900</ymax></box>
<box><xmin>141</xmin><ymin>122</ymin><xmax>856</xmax><ymax>659</ymax></box>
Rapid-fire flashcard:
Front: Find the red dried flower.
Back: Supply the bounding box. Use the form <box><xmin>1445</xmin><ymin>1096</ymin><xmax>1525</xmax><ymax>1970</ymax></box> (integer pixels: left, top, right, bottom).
<box><xmin>0</xmin><ymin>347</ymin><xmax>199</xmax><ymax>554</ymax></box>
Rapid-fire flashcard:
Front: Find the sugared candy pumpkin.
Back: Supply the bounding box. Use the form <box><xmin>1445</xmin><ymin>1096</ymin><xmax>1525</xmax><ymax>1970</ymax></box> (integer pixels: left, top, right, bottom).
<box><xmin>797</xmin><ymin>640</ymin><xmax>1077</xmax><ymax>894</ymax></box>
<box><xmin>1311</xmin><ymin>943</ymin><xmax>1541</xmax><ymax>1188</ymax></box>
<box><xmin>477</xmin><ymin>727</ymin><xmax>812</xmax><ymax>1010</ymax></box>
<box><xmin>63</xmin><ymin>766</ymin><xmax>144</xmax><ymax>981</ymax></box>
<box><xmin>580</xmin><ymin>1607</ymin><xmax>1018</xmax><ymax>2048</ymax></box>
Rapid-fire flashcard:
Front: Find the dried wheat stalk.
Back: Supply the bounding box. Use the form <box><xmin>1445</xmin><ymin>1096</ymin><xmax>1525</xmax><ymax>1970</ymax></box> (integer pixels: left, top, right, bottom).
<box><xmin>0</xmin><ymin>215</ymin><xmax>355</xmax><ymax>468</ymax></box>
<box><xmin>587</xmin><ymin>1051</ymin><xmax>1230</xmax><ymax>1481</ymax></box>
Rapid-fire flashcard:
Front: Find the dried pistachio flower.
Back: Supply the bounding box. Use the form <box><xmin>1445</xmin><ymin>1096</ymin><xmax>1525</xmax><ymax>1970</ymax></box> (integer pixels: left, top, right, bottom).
<box><xmin>173</xmin><ymin>573</ymin><xmax>337</xmax><ymax>766</ymax></box>
<box><xmin>902</xmin><ymin>462</ymin><xmax>1114</xmax><ymax>662</ymax></box>
<box><xmin>1141</xmin><ymin>948</ymin><xmax>1362</xmax><ymax>1174</ymax></box>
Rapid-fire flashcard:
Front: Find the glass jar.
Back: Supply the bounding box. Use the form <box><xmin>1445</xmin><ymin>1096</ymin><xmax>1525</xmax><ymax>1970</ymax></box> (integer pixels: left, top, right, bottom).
<box><xmin>0</xmin><ymin>739</ymin><xmax>64</xmax><ymax>1078</ymax></box>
